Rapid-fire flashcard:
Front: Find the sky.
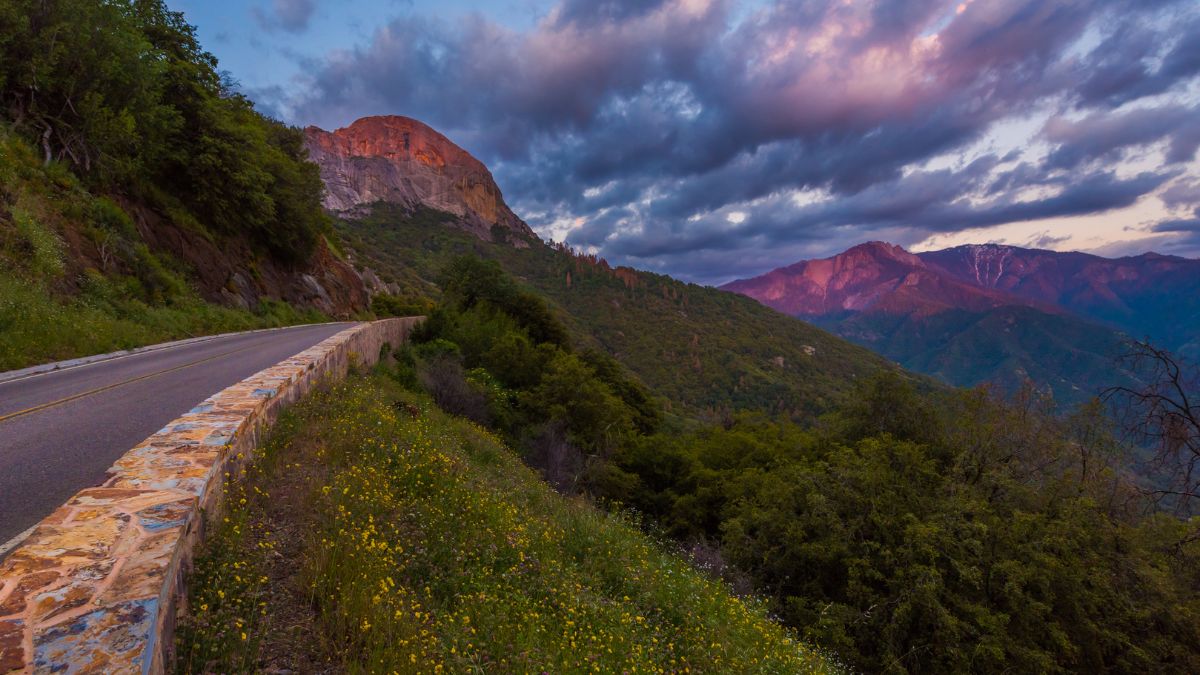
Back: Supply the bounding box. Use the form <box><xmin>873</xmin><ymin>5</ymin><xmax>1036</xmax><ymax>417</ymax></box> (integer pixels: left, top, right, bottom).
<box><xmin>168</xmin><ymin>0</ymin><xmax>1200</xmax><ymax>284</ymax></box>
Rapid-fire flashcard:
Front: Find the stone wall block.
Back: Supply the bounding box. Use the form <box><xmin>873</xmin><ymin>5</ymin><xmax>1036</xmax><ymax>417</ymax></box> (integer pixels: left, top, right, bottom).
<box><xmin>0</xmin><ymin>318</ymin><xmax>420</xmax><ymax>674</ymax></box>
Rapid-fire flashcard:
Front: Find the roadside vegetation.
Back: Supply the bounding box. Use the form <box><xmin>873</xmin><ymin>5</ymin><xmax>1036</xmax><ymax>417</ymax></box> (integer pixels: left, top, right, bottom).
<box><xmin>0</xmin><ymin>129</ymin><xmax>323</xmax><ymax>371</ymax></box>
<box><xmin>181</xmin><ymin>257</ymin><xmax>1200</xmax><ymax>673</ymax></box>
<box><xmin>174</xmin><ymin>373</ymin><xmax>836</xmax><ymax>673</ymax></box>
<box><xmin>372</xmin><ymin>257</ymin><xmax>1200</xmax><ymax>672</ymax></box>
<box><xmin>0</xmin><ymin>0</ymin><xmax>339</xmax><ymax>371</ymax></box>
<box><xmin>0</xmin><ymin>0</ymin><xmax>329</xmax><ymax>262</ymax></box>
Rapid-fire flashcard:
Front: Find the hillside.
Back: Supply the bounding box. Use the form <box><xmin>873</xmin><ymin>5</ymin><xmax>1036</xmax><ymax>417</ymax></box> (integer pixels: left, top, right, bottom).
<box><xmin>723</xmin><ymin>242</ymin><xmax>1145</xmax><ymax>405</ymax></box>
<box><xmin>175</xmin><ymin>372</ymin><xmax>838</xmax><ymax>673</ymax></box>
<box><xmin>349</xmin><ymin>256</ymin><xmax>1200</xmax><ymax>674</ymax></box>
<box><xmin>0</xmin><ymin>1</ymin><xmax>371</xmax><ymax>371</ymax></box>
<box><xmin>335</xmin><ymin>205</ymin><xmax>908</xmax><ymax>419</ymax></box>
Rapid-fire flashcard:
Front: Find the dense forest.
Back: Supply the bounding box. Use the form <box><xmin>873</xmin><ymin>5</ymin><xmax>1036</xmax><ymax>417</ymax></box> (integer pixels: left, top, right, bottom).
<box><xmin>402</xmin><ymin>255</ymin><xmax>1200</xmax><ymax>673</ymax></box>
<box><xmin>0</xmin><ymin>0</ymin><xmax>328</xmax><ymax>260</ymax></box>
<box><xmin>0</xmin><ymin>0</ymin><xmax>344</xmax><ymax>369</ymax></box>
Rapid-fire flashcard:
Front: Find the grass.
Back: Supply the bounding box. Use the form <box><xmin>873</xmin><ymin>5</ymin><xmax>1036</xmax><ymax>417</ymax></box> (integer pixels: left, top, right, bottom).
<box><xmin>0</xmin><ymin>126</ymin><xmax>328</xmax><ymax>372</ymax></box>
<box><xmin>0</xmin><ymin>274</ymin><xmax>324</xmax><ymax>372</ymax></box>
<box><xmin>174</xmin><ymin>371</ymin><xmax>840</xmax><ymax>673</ymax></box>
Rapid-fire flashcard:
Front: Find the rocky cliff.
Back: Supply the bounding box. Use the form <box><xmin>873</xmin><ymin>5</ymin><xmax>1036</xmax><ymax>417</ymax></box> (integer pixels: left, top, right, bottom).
<box><xmin>304</xmin><ymin>116</ymin><xmax>535</xmax><ymax>243</ymax></box>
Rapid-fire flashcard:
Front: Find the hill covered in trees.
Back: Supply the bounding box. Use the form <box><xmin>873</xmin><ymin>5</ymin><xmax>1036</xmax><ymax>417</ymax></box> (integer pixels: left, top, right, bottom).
<box><xmin>337</xmin><ymin>205</ymin><xmax>913</xmax><ymax>421</ymax></box>
<box><xmin>0</xmin><ymin>0</ymin><xmax>371</xmax><ymax>369</ymax></box>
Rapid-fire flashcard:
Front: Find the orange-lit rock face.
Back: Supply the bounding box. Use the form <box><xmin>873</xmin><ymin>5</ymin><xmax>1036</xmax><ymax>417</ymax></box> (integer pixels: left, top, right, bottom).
<box><xmin>304</xmin><ymin>116</ymin><xmax>533</xmax><ymax>241</ymax></box>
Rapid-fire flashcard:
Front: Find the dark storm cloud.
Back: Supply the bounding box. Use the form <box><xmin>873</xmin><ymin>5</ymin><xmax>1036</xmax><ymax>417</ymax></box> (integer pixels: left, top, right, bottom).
<box><xmin>553</xmin><ymin>0</ymin><xmax>673</xmax><ymax>26</ymax></box>
<box><xmin>1041</xmin><ymin>105</ymin><xmax>1199</xmax><ymax>170</ymax></box>
<box><xmin>1151</xmin><ymin>212</ymin><xmax>1200</xmax><ymax>258</ymax></box>
<box><xmin>1155</xmin><ymin>216</ymin><xmax>1200</xmax><ymax>233</ymax></box>
<box><xmin>1073</xmin><ymin>12</ymin><xmax>1200</xmax><ymax>108</ymax></box>
<box><xmin>286</xmin><ymin>0</ymin><xmax>1200</xmax><ymax>281</ymax></box>
<box><xmin>1162</xmin><ymin>180</ymin><xmax>1200</xmax><ymax>210</ymax></box>
<box><xmin>254</xmin><ymin>0</ymin><xmax>317</xmax><ymax>33</ymax></box>
<box><xmin>1027</xmin><ymin>231</ymin><xmax>1072</xmax><ymax>248</ymax></box>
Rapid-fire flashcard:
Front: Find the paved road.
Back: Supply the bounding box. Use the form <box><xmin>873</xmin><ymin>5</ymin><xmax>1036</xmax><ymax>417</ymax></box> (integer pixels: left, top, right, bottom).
<box><xmin>0</xmin><ymin>323</ymin><xmax>354</xmax><ymax>546</ymax></box>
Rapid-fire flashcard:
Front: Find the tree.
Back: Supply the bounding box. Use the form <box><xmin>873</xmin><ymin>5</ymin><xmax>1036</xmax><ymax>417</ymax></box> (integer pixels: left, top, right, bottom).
<box><xmin>0</xmin><ymin>0</ymin><xmax>328</xmax><ymax>262</ymax></box>
<box><xmin>1103</xmin><ymin>339</ymin><xmax>1200</xmax><ymax>514</ymax></box>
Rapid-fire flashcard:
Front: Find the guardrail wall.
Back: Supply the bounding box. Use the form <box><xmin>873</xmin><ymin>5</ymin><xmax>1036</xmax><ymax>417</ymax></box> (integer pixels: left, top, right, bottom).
<box><xmin>0</xmin><ymin>318</ymin><xmax>420</xmax><ymax>674</ymax></box>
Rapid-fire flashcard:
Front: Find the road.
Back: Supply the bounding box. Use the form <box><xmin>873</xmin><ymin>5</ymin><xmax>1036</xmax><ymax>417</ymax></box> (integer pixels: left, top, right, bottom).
<box><xmin>0</xmin><ymin>323</ymin><xmax>354</xmax><ymax>547</ymax></box>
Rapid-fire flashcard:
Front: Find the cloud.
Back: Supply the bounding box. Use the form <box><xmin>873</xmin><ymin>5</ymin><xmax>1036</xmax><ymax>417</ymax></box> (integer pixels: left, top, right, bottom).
<box><xmin>551</xmin><ymin>0</ymin><xmax>673</xmax><ymax>26</ymax></box>
<box><xmin>1073</xmin><ymin>12</ymin><xmax>1200</xmax><ymax>108</ymax></box>
<box><xmin>1162</xmin><ymin>179</ymin><xmax>1200</xmax><ymax>210</ymax></box>
<box><xmin>1027</xmin><ymin>231</ymin><xmax>1072</xmax><ymax>248</ymax></box>
<box><xmin>254</xmin><ymin>0</ymin><xmax>317</xmax><ymax>34</ymax></box>
<box><xmin>1041</xmin><ymin>105</ymin><xmax>1199</xmax><ymax>170</ymax></box>
<box><xmin>280</xmin><ymin>0</ymin><xmax>1200</xmax><ymax>281</ymax></box>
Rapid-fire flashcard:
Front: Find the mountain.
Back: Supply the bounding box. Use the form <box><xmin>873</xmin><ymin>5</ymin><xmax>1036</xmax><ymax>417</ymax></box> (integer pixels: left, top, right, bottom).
<box><xmin>919</xmin><ymin>244</ymin><xmax>1200</xmax><ymax>357</ymax></box>
<box><xmin>722</xmin><ymin>242</ymin><xmax>1153</xmax><ymax>404</ymax></box>
<box><xmin>722</xmin><ymin>241</ymin><xmax>1051</xmax><ymax>316</ymax></box>
<box><xmin>304</xmin><ymin>116</ymin><xmax>535</xmax><ymax>243</ymax></box>
<box><xmin>304</xmin><ymin>117</ymin><xmax>922</xmax><ymax>419</ymax></box>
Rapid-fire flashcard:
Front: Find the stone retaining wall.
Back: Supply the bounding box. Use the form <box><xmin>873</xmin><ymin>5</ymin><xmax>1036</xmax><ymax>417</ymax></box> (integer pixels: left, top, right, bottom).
<box><xmin>0</xmin><ymin>318</ymin><xmax>420</xmax><ymax>674</ymax></box>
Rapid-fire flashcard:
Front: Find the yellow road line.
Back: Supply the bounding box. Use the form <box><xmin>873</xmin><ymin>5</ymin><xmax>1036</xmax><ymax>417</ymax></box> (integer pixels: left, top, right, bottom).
<box><xmin>0</xmin><ymin>342</ymin><xmax>261</xmax><ymax>424</ymax></box>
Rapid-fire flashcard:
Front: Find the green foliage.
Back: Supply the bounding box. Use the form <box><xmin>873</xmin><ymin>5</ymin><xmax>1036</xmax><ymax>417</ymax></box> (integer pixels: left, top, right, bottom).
<box><xmin>0</xmin><ymin>0</ymin><xmax>328</xmax><ymax>261</ymax></box>
<box><xmin>0</xmin><ymin>128</ymin><xmax>323</xmax><ymax>371</ymax></box>
<box><xmin>597</xmin><ymin>377</ymin><xmax>1200</xmax><ymax>673</ymax></box>
<box><xmin>371</xmin><ymin>293</ymin><xmax>433</xmax><ymax>318</ymax></box>
<box><xmin>176</xmin><ymin>375</ymin><xmax>838</xmax><ymax>673</ymax></box>
<box><xmin>438</xmin><ymin>256</ymin><xmax>570</xmax><ymax>348</ymax></box>
<box><xmin>10</xmin><ymin>202</ymin><xmax>65</xmax><ymax>278</ymax></box>
<box><xmin>524</xmin><ymin>349</ymin><xmax>633</xmax><ymax>454</ymax></box>
<box><xmin>410</xmin><ymin>257</ymin><xmax>663</xmax><ymax>476</ymax></box>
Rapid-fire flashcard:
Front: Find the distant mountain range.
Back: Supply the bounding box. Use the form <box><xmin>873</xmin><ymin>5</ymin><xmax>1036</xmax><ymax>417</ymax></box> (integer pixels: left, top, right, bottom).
<box><xmin>723</xmin><ymin>242</ymin><xmax>1200</xmax><ymax>404</ymax></box>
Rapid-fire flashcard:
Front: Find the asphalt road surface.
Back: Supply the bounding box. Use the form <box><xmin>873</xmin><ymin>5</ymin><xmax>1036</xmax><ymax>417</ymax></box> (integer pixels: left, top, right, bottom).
<box><xmin>0</xmin><ymin>322</ymin><xmax>354</xmax><ymax>548</ymax></box>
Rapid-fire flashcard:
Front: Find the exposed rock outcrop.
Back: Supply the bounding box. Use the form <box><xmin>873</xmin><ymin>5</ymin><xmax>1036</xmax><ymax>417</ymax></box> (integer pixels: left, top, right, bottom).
<box><xmin>304</xmin><ymin>116</ymin><xmax>535</xmax><ymax>243</ymax></box>
<box><xmin>116</xmin><ymin>201</ymin><xmax>370</xmax><ymax>318</ymax></box>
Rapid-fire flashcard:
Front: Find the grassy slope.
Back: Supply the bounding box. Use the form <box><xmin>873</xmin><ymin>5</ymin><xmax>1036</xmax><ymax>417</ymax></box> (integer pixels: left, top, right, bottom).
<box><xmin>337</xmin><ymin>205</ymin><xmax>911</xmax><ymax>420</ymax></box>
<box><xmin>0</xmin><ymin>129</ymin><xmax>325</xmax><ymax>371</ymax></box>
<box><xmin>175</xmin><ymin>372</ymin><xmax>839</xmax><ymax>673</ymax></box>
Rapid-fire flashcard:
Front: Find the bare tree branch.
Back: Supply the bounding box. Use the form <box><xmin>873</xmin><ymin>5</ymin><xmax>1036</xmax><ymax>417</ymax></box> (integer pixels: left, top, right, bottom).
<box><xmin>1103</xmin><ymin>339</ymin><xmax>1200</xmax><ymax>514</ymax></box>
